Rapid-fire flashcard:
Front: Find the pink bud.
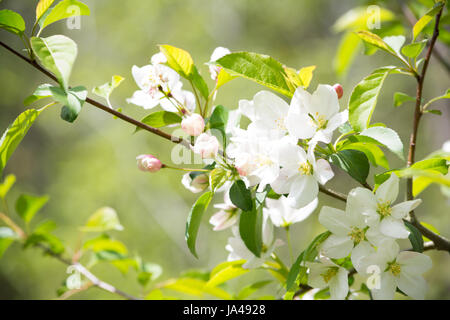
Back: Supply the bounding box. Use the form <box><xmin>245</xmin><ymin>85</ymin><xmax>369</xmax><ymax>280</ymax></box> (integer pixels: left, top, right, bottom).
<box><xmin>136</xmin><ymin>154</ymin><xmax>162</xmax><ymax>172</ymax></box>
<box><xmin>333</xmin><ymin>83</ymin><xmax>343</xmax><ymax>99</ymax></box>
<box><xmin>181</xmin><ymin>113</ymin><xmax>205</xmax><ymax>136</ymax></box>
<box><xmin>192</xmin><ymin>133</ymin><xmax>219</xmax><ymax>159</ymax></box>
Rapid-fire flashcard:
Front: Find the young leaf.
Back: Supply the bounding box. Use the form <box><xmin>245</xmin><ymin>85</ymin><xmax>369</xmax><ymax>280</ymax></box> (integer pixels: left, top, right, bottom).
<box><xmin>136</xmin><ymin>111</ymin><xmax>181</xmax><ymax>132</ymax></box>
<box><xmin>159</xmin><ymin>44</ymin><xmax>195</xmax><ymax>79</ymax></box>
<box><xmin>360</xmin><ymin>126</ymin><xmax>404</xmax><ymax>160</ymax></box>
<box><xmin>393</xmin><ymin>92</ymin><xmax>415</xmax><ymax>107</ymax></box>
<box><xmin>0</xmin><ymin>109</ymin><xmax>42</xmax><ymax>177</ymax></box>
<box><xmin>31</xmin><ymin>35</ymin><xmax>78</xmax><ymax>90</ymax></box>
<box><xmin>49</xmin><ymin>86</ymin><xmax>87</xmax><ymax>123</ymax></box>
<box><xmin>40</xmin><ymin>0</ymin><xmax>90</xmax><ymax>30</ymax></box>
<box><xmin>229</xmin><ymin>179</ymin><xmax>252</xmax><ymax>211</ymax></box>
<box><xmin>401</xmin><ymin>40</ymin><xmax>427</xmax><ymax>59</ymax></box>
<box><xmin>348</xmin><ymin>66</ymin><xmax>396</xmax><ymax>132</ymax></box>
<box><xmin>333</xmin><ymin>32</ymin><xmax>361</xmax><ymax>76</ymax></box>
<box><xmin>209</xmin><ymin>105</ymin><xmax>229</xmax><ymax>144</ymax></box>
<box><xmin>328</xmin><ymin>149</ymin><xmax>370</xmax><ymax>184</ymax></box>
<box><xmin>239</xmin><ymin>201</ymin><xmax>263</xmax><ymax>257</ymax></box>
<box><xmin>206</xmin><ymin>262</ymin><xmax>249</xmax><ymax>287</ymax></box>
<box><xmin>81</xmin><ymin>207</ymin><xmax>124</xmax><ymax>232</ymax></box>
<box><xmin>36</xmin><ymin>0</ymin><xmax>55</xmax><ymax>22</ymax></box>
<box><xmin>92</xmin><ymin>75</ymin><xmax>124</xmax><ymax>103</ymax></box>
<box><xmin>216</xmin><ymin>52</ymin><xmax>295</xmax><ymax>97</ymax></box>
<box><xmin>298</xmin><ymin>65</ymin><xmax>316</xmax><ymax>89</ymax></box>
<box><xmin>15</xmin><ymin>194</ymin><xmax>49</xmax><ymax>224</ymax></box>
<box><xmin>209</xmin><ymin>167</ymin><xmax>229</xmax><ymax>192</ymax></box>
<box><xmin>0</xmin><ymin>174</ymin><xmax>16</xmax><ymax>199</ymax></box>
<box><xmin>24</xmin><ymin>84</ymin><xmax>54</xmax><ymax>106</ymax></box>
<box><xmin>341</xmin><ymin>142</ymin><xmax>389</xmax><ymax>169</ymax></box>
<box><xmin>413</xmin><ymin>1</ymin><xmax>445</xmax><ymax>41</ymax></box>
<box><xmin>191</xmin><ymin>66</ymin><xmax>209</xmax><ymax>99</ymax></box>
<box><xmin>185</xmin><ymin>191</ymin><xmax>213</xmax><ymax>258</ymax></box>
<box><xmin>383</xmin><ymin>35</ymin><xmax>405</xmax><ymax>56</ymax></box>
<box><xmin>236</xmin><ymin>280</ymin><xmax>272</xmax><ymax>300</ymax></box>
<box><xmin>0</xmin><ymin>9</ymin><xmax>26</xmax><ymax>35</ymax></box>
<box><xmin>355</xmin><ymin>31</ymin><xmax>394</xmax><ymax>54</ymax></box>
<box><xmin>216</xmin><ymin>68</ymin><xmax>235</xmax><ymax>90</ymax></box>
<box><xmin>404</xmin><ymin>221</ymin><xmax>424</xmax><ymax>253</ymax></box>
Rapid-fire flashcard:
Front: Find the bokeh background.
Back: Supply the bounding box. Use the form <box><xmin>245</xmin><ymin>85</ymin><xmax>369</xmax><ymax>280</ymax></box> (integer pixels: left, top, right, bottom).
<box><xmin>0</xmin><ymin>0</ymin><xmax>449</xmax><ymax>299</ymax></box>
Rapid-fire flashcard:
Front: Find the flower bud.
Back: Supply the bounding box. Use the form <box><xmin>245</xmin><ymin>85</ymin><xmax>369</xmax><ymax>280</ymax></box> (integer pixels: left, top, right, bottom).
<box><xmin>192</xmin><ymin>133</ymin><xmax>219</xmax><ymax>159</ymax></box>
<box><xmin>182</xmin><ymin>172</ymin><xmax>209</xmax><ymax>193</ymax></box>
<box><xmin>136</xmin><ymin>154</ymin><xmax>162</xmax><ymax>172</ymax></box>
<box><xmin>333</xmin><ymin>83</ymin><xmax>343</xmax><ymax>99</ymax></box>
<box><xmin>181</xmin><ymin>113</ymin><xmax>205</xmax><ymax>136</ymax></box>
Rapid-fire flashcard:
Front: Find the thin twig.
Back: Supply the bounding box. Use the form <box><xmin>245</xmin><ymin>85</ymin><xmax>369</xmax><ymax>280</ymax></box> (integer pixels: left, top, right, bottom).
<box><xmin>319</xmin><ymin>185</ymin><xmax>347</xmax><ymax>202</ymax></box>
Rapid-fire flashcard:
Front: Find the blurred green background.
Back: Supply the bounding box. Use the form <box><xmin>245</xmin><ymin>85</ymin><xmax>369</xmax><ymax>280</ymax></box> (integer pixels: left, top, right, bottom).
<box><xmin>0</xmin><ymin>0</ymin><xmax>449</xmax><ymax>299</ymax></box>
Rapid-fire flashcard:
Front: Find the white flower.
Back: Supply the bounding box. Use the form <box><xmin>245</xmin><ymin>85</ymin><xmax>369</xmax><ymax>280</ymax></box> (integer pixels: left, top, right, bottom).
<box><xmin>271</xmin><ymin>138</ymin><xmax>334</xmax><ymax>208</ymax></box>
<box><xmin>318</xmin><ymin>206</ymin><xmax>379</xmax><ymax>271</ymax></box>
<box><xmin>151</xmin><ymin>52</ymin><xmax>167</xmax><ymax>65</ymax></box>
<box><xmin>209</xmin><ymin>191</ymin><xmax>238</xmax><ymax>231</ymax></box>
<box><xmin>181</xmin><ymin>113</ymin><xmax>205</xmax><ymax>136</ymax></box>
<box><xmin>192</xmin><ymin>133</ymin><xmax>219</xmax><ymax>159</ymax></box>
<box><xmin>347</xmin><ymin>174</ymin><xmax>421</xmax><ymax>239</ymax></box>
<box><xmin>181</xmin><ymin>172</ymin><xmax>209</xmax><ymax>193</ymax></box>
<box><xmin>227</xmin><ymin>126</ymin><xmax>280</xmax><ymax>191</ymax></box>
<box><xmin>359</xmin><ymin>239</ymin><xmax>432</xmax><ymax>300</ymax></box>
<box><xmin>306</xmin><ymin>256</ymin><xmax>349</xmax><ymax>300</ymax></box>
<box><xmin>264</xmin><ymin>196</ymin><xmax>317</xmax><ymax>228</ymax></box>
<box><xmin>209</xmin><ymin>47</ymin><xmax>231</xmax><ymax>80</ymax></box>
<box><xmin>127</xmin><ymin>64</ymin><xmax>183</xmax><ymax>111</ymax></box>
<box><xmin>286</xmin><ymin>84</ymin><xmax>348</xmax><ymax>144</ymax></box>
<box><xmin>226</xmin><ymin>212</ymin><xmax>283</xmax><ymax>269</ymax></box>
<box><xmin>239</xmin><ymin>90</ymin><xmax>290</xmax><ymax>139</ymax></box>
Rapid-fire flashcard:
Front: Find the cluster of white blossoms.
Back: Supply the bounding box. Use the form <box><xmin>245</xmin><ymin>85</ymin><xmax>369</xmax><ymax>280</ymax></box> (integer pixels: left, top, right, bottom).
<box><xmin>131</xmin><ymin>47</ymin><xmax>433</xmax><ymax>300</ymax></box>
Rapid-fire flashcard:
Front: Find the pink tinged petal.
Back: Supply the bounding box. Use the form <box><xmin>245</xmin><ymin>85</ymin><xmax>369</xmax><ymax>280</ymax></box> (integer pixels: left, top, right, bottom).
<box><xmin>371</xmin><ymin>272</ymin><xmax>397</xmax><ymax>300</ymax></box>
<box><xmin>318</xmin><ymin>206</ymin><xmax>351</xmax><ymax>235</ymax></box>
<box><xmin>286</xmin><ymin>112</ymin><xmax>316</xmax><ymax>140</ymax></box>
<box><xmin>397</xmin><ymin>251</ymin><xmax>432</xmax><ymax>275</ymax></box>
<box><xmin>375</xmin><ymin>173</ymin><xmax>399</xmax><ymax>204</ymax></box>
<box><xmin>351</xmin><ymin>241</ymin><xmax>375</xmax><ymax>274</ymax></box>
<box><xmin>314</xmin><ymin>159</ymin><xmax>334</xmax><ymax>184</ymax></box>
<box><xmin>397</xmin><ymin>272</ymin><xmax>427</xmax><ymax>300</ymax></box>
<box><xmin>309</xmin><ymin>84</ymin><xmax>340</xmax><ymax>119</ymax></box>
<box><xmin>320</xmin><ymin>235</ymin><xmax>353</xmax><ymax>259</ymax></box>
<box><xmin>287</xmin><ymin>175</ymin><xmax>318</xmax><ymax>208</ymax></box>
<box><xmin>329</xmin><ymin>267</ymin><xmax>349</xmax><ymax>300</ymax></box>
<box><xmin>391</xmin><ymin>199</ymin><xmax>422</xmax><ymax>219</ymax></box>
<box><xmin>326</xmin><ymin>109</ymin><xmax>349</xmax><ymax>132</ymax></box>
<box><xmin>379</xmin><ymin>217</ymin><xmax>410</xmax><ymax>239</ymax></box>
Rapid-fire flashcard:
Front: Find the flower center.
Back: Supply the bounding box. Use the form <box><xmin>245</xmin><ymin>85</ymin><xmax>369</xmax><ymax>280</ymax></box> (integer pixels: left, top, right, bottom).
<box><xmin>274</xmin><ymin>117</ymin><xmax>286</xmax><ymax>131</ymax></box>
<box><xmin>376</xmin><ymin>201</ymin><xmax>392</xmax><ymax>218</ymax></box>
<box><xmin>255</xmin><ymin>155</ymin><xmax>273</xmax><ymax>168</ymax></box>
<box><xmin>321</xmin><ymin>267</ymin><xmax>339</xmax><ymax>283</ymax></box>
<box><xmin>309</xmin><ymin>112</ymin><xmax>328</xmax><ymax>130</ymax></box>
<box><xmin>388</xmin><ymin>261</ymin><xmax>401</xmax><ymax>277</ymax></box>
<box><xmin>298</xmin><ymin>161</ymin><xmax>313</xmax><ymax>175</ymax></box>
<box><xmin>348</xmin><ymin>227</ymin><xmax>365</xmax><ymax>244</ymax></box>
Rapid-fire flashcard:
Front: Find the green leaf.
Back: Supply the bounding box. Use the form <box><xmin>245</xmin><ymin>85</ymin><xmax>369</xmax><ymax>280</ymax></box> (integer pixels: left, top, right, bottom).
<box><xmin>413</xmin><ymin>1</ymin><xmax>445</xmax><ymax>41</ymax></box>
<box><xmin>341</xmin><ymin>142</ymin><xmax>389</xmax><ymax>169</ymax></box>
<box><xmin>236</xmin><ymin>280</ymin><xmax>272</xmax><ymax>300</ymax></box>
<box><xmin>15</xmin><ymin>194</ymin><xmax>49</xmax><ymax>224</ymax></box>
<box><xmin>83</xmin><ymin>234</ymin><xmax>128</xmax><ymax>254</ymax></box>
<box><xmin>286</xmin><ymin>231</ymin><xmax>331</xmax><ymax>291</ymax></box>
<box><xmin>393</xmin><ymin>92</ymin><xmax>415</xmax><ymax>107</ymax></box>
<box><xmin>404</xmin><ymin>221</ymin><xmax>424</xmax><ymax>253</ymax></box>
<box><xmin>206</xmin><ymin>261</ymin><xmax>249</xmax><ymax>287</ymax></box>
<box><xmin>40</xmin><ymin>0</ymin><xmax>90</xmax><ymax>30</ymax></box>
<box><xmin>81</xmin><ymin>207</ymin><xmax>124</xmax><ymax>232</ymax></box>
<box><xmin>355</xmin><ymin>31</ymin><xmax>394</xmax><ymax>54</ymax></box>
<box><xmin>209</xmin><ymin>167</ymin><xmax>229</xmax><ymax>192</ymax></box>
<box><xmin>216</xmin><ymin>52</ymin><xmax>295</xmax><ymax>97</ymax></box>
<box><xmin>0</xmin><ymin>227</ymin><xmax>17</xmax><ymax>259</ymax></box>
<box><xmin>31</xmin><ymin>35</ymin><xmax>78</xmax><ymax>90</ymax></box>
<box><xmin>0</xmin><ymin>9</ymin><xmax>25</xmax><ymax>35</ymax></box>
<box><xmin>159</xmin><ymin>44</ymin><xmax>195</xmax><ymax>78</ymax></box>
<box><xmin>348</xmin><ymin>66</ymin><xmax>396</xmax><ymax>132</ymax></box>
<box><xmin>298</xmin><ymin>65</ymin><xmax>316</xmax><ymax>89</ymax></box>
<box><xmin>360</xmin><ymin>126</ymin><xmax>404</xmax><ymax>160</ymax></box>
<box><xmin>24</xmin><ymin>84</ymin><xmax>54</xmax><ymax>106</ymax></box>
<box><xmin>36</xmin><ymin>0</ymin><xmax>55</xmax><ymax>22</ymax></box>
<box><xmin>0</xmin><ymin>109</ymin><xmax>42</xmax><ymax>177</ymax></box>
<box><xmin>229</xmin><ymin>179</ymin><xmax>253</xmax><ymax>211</ymax></box>
<box><xmin>191</xmin><ymin>66</ymin><xmax>209</xmax><ymax>99</ymax></box>
<box><xmin>334</xmin><ymin>32</ymin><xmax>361</xmax><ymax>76</ymax></box>
<box><xmin>328</xmin><ymin>149</ymin><xmax>370</xmax><ymax>184</ymax></box>
<box><xmin>383</xmin><ymin>35</ymin><xmax>405</xmax><ymax>56</ymax></box>
<box><xmin>401</xmin><ymin>40</ymin><xmax>427</xmax><ymax>58</ymax></box>
<box><xmin>25</xmin><ymin>231</ymin><xmax>64</xmax><ymax>254</ymax></box>
<box><xmin>0</xmin><ymin>174</ymin><xmax>16</xmax><ymax>199</ymax></box>
<box><xmin>92</xmin><ymin>75</ymin><xmax>124</xmax><ymax>102</ymax></box>
<box><xmin>239</xmin><ymin>201</ymin><xmax>263</xmax><ymax>257</ymax></box>
<box><xmin>185</xmin><ymin>191</ymin><xmax>213</xmax><ymax>258</ymax></box>
<box><xmin>164</xmin><ymin>278</ymin><xmax>232</xmax><ymax>300</ymax></box>
<box><xmin>136</xmin><ymin>111</ymin><xmax>181</xmax><ymax>131</ymax></box>
<box><xmin>216</xmin><ymin>68</ymin><xmax>236</xmax><ymax>90</ymax></box>
<box><xmin>49</xmin><ymin>86</ymin><xmax>87</xmax><ymax>122</ymax></box>
<box><xmin>208</xmin><ymin>105</ymin><xmax>229</xmax><ymax>143</ymax></box>
<box><xmin>137</xmin><ymin>263</ymin><xmax>163</xmax><ymax>286</ymax></box>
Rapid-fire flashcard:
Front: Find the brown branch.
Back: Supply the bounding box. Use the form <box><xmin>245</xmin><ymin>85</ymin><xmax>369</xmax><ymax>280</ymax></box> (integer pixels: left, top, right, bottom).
<box><xmin>0</xmin><ymin>40</ymin><xmax>191</xmax><ymax>150</ymax></box>
<box><xmin>319</xmin><ymin>185</ymin><xmax>347</xmax><ymax>202</ymax></box>
<box><xmin>405</xmin><ymin>6</ymin><xmax>450</xmax><ymax>253</ymax></box>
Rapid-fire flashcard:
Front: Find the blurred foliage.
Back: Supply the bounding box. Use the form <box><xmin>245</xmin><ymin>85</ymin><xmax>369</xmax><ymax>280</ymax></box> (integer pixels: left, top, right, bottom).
<box><xmin>0</xmin><ymin>0</ymin><xmax>449</xmax><ymax>299</ymax></box>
